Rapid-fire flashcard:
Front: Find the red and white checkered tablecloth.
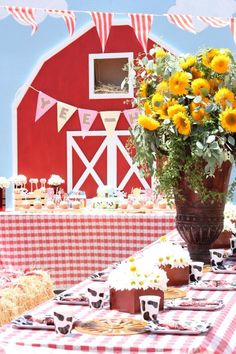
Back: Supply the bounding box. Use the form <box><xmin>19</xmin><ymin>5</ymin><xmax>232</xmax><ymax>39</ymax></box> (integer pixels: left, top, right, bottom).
<box><xmin>0</xmin><ymin>272</ymin><xmax>236</xmax><ymax>353</ymax></box>
<box><xmin>0</xmin><ymin>212</ymin><xmax>175</xmax><ymax>289</ymax></box>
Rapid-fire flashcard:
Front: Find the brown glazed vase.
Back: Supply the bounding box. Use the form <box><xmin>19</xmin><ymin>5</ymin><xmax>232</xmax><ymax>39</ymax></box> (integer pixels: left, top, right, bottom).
<box><xmin>174</xmin><ymin>161</ymin><xmax>232</xmax><ymax>264</ymax></box>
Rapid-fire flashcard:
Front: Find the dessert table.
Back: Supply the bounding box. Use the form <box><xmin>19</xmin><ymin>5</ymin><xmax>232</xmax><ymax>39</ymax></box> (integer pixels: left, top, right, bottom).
<box><xmin>0</xmin><ymin>211</ymin><xmax>175</xmax><ymax>289</ymax></box>
<box><xmin>0</xmin><ymin>271</ymin><xmax>235</xmax><ymax>354</ymax></box>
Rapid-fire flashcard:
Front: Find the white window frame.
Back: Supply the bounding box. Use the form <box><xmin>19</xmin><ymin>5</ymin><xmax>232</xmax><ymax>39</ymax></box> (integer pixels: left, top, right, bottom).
<box><xmin>89</xmin><ymin>52</ymin><xmax>134</xmax><ymax>100</ymax></box>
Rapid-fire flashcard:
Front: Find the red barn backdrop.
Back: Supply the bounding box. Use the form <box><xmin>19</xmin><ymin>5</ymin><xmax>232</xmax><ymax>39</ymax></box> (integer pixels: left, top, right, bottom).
<box><xmin>16</xmin><ymin>22</ymin><xmax>171</xmax><ymax>197</ymax></box>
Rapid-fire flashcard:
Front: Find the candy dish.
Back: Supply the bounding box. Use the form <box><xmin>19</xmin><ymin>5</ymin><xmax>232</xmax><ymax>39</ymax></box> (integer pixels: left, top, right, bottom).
<box><xmin>55</xmin><ymin>292</ymin><xmax>89</xmax><ymax>305</ymax></box>
<box><xmin>146</xmin><ymin>319</ymin><xmax>212</xmax><ymax>335</ymax></box>
<box><xmin>90</xmin><ymin>271</ymin><xmax>109</xmax><ymax>282</ymax></box>
<box><xmin>190</xmin><ymin>280</ymin><xmax>236</xmax><ymax>290</ymax></box>
<box><xmin>165</xmin><ymin>298</ymin><xmax>224</xmax><ymax>311</ymax></box>
<box><xmin>12</xmin><ymin>314</ymin><xmax>55</xmax><ymax>330</ymax></box>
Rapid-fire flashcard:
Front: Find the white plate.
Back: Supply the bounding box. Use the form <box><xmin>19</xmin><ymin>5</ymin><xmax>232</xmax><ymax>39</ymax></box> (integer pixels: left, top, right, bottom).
<box><xmin>165</xmin><ymin>298</ymin><xmax>224</xmax><ymax>311</ymax></box>
<box><xmin>12</xmin><ymin>315</ymin><xmax>55</xmax><ymax>330</ymax></box>
<box><xmin>212</xmin><ymin>265</ymin><xmax>236</xmax><ymax>274</ymax></box>
<box><xmin>190</xmin><ymin>280</ymin><xmax>236</xmax><ymax>290</ymax></box>
<box><xmin>146</xmin><ymin>320</ymin><xmax>211</xmax><ymax>335</ymax></box>
<box><xmin>55</xmin><ymin>292</ymin><xmax>89</xmax><ymax>305</ymax></box>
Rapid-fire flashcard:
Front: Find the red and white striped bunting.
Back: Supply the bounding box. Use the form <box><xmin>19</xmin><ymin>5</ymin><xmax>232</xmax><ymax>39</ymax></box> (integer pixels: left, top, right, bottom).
<box><xmin>90</xmin><ymin>12</ymin><xmax>113</xmax><ymax>52</ymax></box>
<box><xmin>47</xmin><ymin>9</ymin><xmax>76</xmax><ymax>36</ymax></box>
<box><xmin>197</xmin><ymin>16</ymin><xmax>228</xmax><ymax>28</ymax></box>
<box><xmin>128</xmin><ymin>13</ymin><xmax>153</xmax><ymax>53</ymax></box>
<box><xmin>6</xmin><ymin>6</ymin><xmax>37</xmax><ymax>34</ymax></box>
<box><xmin>230</xmin><ymin>17</ymin><xmax>236</xmax><ymax>43</ymax></box>
<box><xmin>167</xmin><ymin>13</ymin><xmax>196</xmax><ymax>34</ymax></box>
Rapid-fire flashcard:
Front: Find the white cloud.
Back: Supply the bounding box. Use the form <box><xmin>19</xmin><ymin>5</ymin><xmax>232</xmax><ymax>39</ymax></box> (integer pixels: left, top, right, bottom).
<box><xmin>168</xmin><ymin>0</ymin><xmax>236</xmax><ymax>32</ymax></box>
<box><xmin>0</xmin><ymin>0</ymin><xmax>68</xmax><ymax>22</ymax></box>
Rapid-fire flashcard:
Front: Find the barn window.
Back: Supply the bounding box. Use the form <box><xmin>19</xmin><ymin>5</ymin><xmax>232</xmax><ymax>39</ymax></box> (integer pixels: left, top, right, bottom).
<box><xmin>89</xmin><ymin>52</ymin><xmax>133</xmax><ymax>99</ymax></box>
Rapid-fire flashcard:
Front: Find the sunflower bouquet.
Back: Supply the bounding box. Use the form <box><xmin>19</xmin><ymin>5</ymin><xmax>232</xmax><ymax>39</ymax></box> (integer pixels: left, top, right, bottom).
<box><xmin>128</xmin><ymin>46</ymin><xmax>236</xmax><ymax>202</ymax></box>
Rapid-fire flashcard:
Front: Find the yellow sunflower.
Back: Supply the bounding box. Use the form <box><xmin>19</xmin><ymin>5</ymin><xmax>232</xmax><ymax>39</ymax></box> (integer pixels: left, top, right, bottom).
<box><xmin>211</xmin><ymin>54</ymin><xmax>230</xmax><ymax>74</ymax></box>
<box><xmin>214</xmin><ymin>87</ymin><xmax>235</xmax><ymax>107</ymax></box>
<box><xmin>220</xmin><ymin>108</ymin><xmax>236</xmax><ymax>132</ymax></box>
<box><xmin>190</xmin><ymin>66</ymin><xmax>203</xmax><ymax>79</ymax></box>
<box><xmin>155</xmin><ymin>102</ymin><xmax>169</xmax><ymax>119</ymax></box>
<box><xmin>152</xmin><ymin>92</ymin><xmax>164</xmax><ymax>111</ymax></box>
<box><xmin>169</xmin><ymin>71</ymin><xmax>189</xmax><ymax>96</ymax></box>
<box><xmin>167</xmin><ymin>104</ymin><xmax>186</xmax><ymax>118</ymax></box>
<box><xmin>156</xmin><ymin>81</ymin><xmax>169</xmax><ymax>94</ymax></box>
<box><xmin>191</xmin><ymin>108</ymin><xmax>208</xmax><ymax>122</ymax></box>
<box><xmin>209</xmin><ymin>78</ymin><xmax>222</xmax><ymax>95</ymax></box>
<box><xmin>202</xmin><ymin>48</ymin><xmax>219</xmax><ymax>68</ymax></box>
<box><xmin>155</xmin><ymin>48</ymin><xmax>167</xmax><ymax>58</ymax></box>
<box><xmin>144</xmin><ymin>101</ymin><xmax>152</xmax><ymax>115</ymax></box>
<box><xmin>191</xmin><ymin>78</ymin><xmax>210</xmax><ymax>96</ymax></box>
<box><xmin>139</xmin><ymin>82</ymin><xmax>148</xmax><ymax>97</ymax></box>
<box><xmin>179</xmin><ymin>55</ymin><xmax>196</xmax><ymax>70</ymax></box>
<box><xmin>173</xmin><ymin>112</ymin><xmax>191</xmax><ymax>135</ymax></box>
<box><xmin>138</xmin><ymin>114</ymin><xmax>160</xmax><ymax>131</ymax></box>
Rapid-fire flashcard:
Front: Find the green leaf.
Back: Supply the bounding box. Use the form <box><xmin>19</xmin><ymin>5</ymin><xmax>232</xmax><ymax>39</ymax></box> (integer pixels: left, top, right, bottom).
<box><xmin>193</xmin><ymin>96</ymin><xmax>202</xmax><ymax>104</ymax></box>
<box><xmin>200</xmin><ymin>88</ymin><xmax>209</xmax><ymax>96</ymax></box>
<box><xmin>206</xmin><ymin>135</ymin><xmax>215</xmax><ymax>144</ymax></box>
<box><xmin>196</xmin><ymin>141</ymin><xmax>204</xmax><ymax>149</ymax></box>
<box><xmin>228</xmin><ymin>136</ymin><xmax>235</xmax><ymax>146</ymax></box>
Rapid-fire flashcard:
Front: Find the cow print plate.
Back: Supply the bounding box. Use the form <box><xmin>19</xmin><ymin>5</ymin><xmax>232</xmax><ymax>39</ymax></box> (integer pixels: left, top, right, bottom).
<box><xmin>146</xmin><ymin>320</ymin><xmax>212</xmax><ymax>335</ymax></box>
<box><xmin>212</xmin><ymin>264</ymin><xmax>236</xmax><ymax>274</ymax></box>
<box><xmin>90</xmin><ymin>271</ymin><xmax>108</xmax><ymax>282</ymax></box>
<box><xmin>55</xmin><ymin>292</ymin><xmax>89</xmax><ymax>305</ymax></box>
<box><xmin>190</xmin><ymin>280</ymin><xmax>236</xmax><ymax>290</ymax></box>
<box><xmin>12</xmin><ymin>314</ymin><xmax>55</xmax><ymax>330</ymax></box>
<box><xmin>165</xmin><ymin>298</ymin><xmax>224</xmax><ymax>311</ymax></box>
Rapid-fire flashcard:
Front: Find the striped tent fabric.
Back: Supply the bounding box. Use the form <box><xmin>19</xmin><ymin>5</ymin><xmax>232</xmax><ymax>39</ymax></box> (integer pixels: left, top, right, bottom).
<box><xmin>128</xmin><ymin>13</ymin><xmax>153</xmax><ymax>53</ymax></box>
<box><xmin>167</xmin><ymin>13</ymin><xmax>196</xmax><ymax>34</ymax></box>
<box><xmin>90</xmin><ymin>12</ymin><xmax>113</xmax><ymax>52</ymax></box>
<box><xmin>5</xmin><ymin>6</ymin><xmax>38</xmax><ymax>34</ymax></box>
<box><xmin>230</xmin><ymin>17</ymin><xmax>236</xmax><ymax>43</ymax></box>
<box><xmin>47</xmin><ymin>9</ymin><xmax>76</xmax><ymax>36</ymax></box>
<box><xmin>197</xmin><ymin>16</ymin><xmax>228</xmax><ymax>28</ymax></box>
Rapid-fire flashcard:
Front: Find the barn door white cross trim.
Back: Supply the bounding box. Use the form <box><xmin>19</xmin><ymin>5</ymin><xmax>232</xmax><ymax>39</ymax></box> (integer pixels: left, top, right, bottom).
<box><xmin>67</xmin><ymin>130</ymin><xmax>151</xmax><ymax>192</ymax></box>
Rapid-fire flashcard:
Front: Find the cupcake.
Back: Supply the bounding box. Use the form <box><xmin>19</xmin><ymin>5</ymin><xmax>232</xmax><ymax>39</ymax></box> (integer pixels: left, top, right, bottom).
<box><xmin>72</xmin><ymin>201</ymin><xmax>80</xmax><ymax>209</ymax></box>
<box><xmin>59</xmin><ymin>201</ymin><xmax>68</xmax><ymax>209</ymax></box>
<box><xmin>22</xmin><ymin>200</ymin><xmax>31</xmax><ymax>210</ymax></box>
<box><xmin>34</xmin><ymin>200</ymin><xmax>42</xmax><ymax>209</ymax></box>
<box><xmin>46</xmin><ymin>201</ymin><xmax>55</xmax><ymax>210</ymax></box>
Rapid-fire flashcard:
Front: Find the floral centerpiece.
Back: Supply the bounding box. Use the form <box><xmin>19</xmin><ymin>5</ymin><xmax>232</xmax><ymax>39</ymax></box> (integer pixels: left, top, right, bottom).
<box><xmin>0</xmin><ymin>177</ymin><xmax>10</xmax><ymax>211</ymax></box>
<box><xmin>128</xmin><ymin>46</ymin><xmax>236</xmax><ymax>263</ymax></box>
<box><xmin>141</xmin><ymin>236</ymin><xmax>191</xmax><ymax>285</ymax></box>
<box><xmin>108</xmin><ymin>256</ymin><xmax>168</xmax><ymax>313</ymax></box>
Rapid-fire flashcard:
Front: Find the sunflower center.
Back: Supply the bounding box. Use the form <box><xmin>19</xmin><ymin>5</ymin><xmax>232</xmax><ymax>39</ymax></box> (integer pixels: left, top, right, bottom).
<box><xmin>227</xmin><ymin>114</ymin><xmax>236</xmax><ymax>125</ymax></box>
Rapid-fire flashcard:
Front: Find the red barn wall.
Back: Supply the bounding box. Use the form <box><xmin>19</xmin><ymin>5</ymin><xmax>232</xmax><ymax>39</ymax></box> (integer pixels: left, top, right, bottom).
<box><xmin>17</xmin><ymin>25</ymin><xmax>156</xmax><ymax>197</ymax></box>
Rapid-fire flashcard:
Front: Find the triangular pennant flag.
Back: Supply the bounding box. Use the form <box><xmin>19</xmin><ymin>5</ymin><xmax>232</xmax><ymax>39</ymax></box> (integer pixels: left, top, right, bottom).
<box><xmin>47</xmin><ymin>9</ymin><xmax>76</xmax><ymax>36</ymax></box>
<box><xmin>167</xmin><ymin>14</ymin><xmax>196</xmax><ymax>34</ymax></box>
<box><xmin>35</xmin><ymin>91</ymin><xmax>57</xmax><ymax>122</ymax></box>
<box><xmin>78</xmin><ymin>108</ymin><xmax>98</xmax><ymax>138</ymax></box>
<box><xmin>230</xmin><ymin>17</ymin><xmax>236</xmax><ymax>44</ymax></box>
<box><xmin>128</xmin><ymin>13</ymin><xmax>153</xmax><ymax>53</ymax></box>
<box><xmin>100</xmin><ymin>111</ymin><xmax>120</xmax><ymax>138</ymax></box>
<box><xmin>123</xmin><ymin>108</ymin><xmax>139</xmax><ymax>128</ymax></box>
<box><xmin>90</xmin><ymin>12</ymin><xmax>113</xmax><ymax>52</ymax></box>
<box><xmin>6</xmin><ymin>6</ymin><xmax>38</xmax><ymax>34</ymax></box>
<box><xmin>197</xmin><ymin>16</ymin><xmax>228</xmax><ymax>28</ymax></box>
<box><xmin>57</xmin><ymin>102</ymin><xmax>77</xmax><ymax>132</ymax></box>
